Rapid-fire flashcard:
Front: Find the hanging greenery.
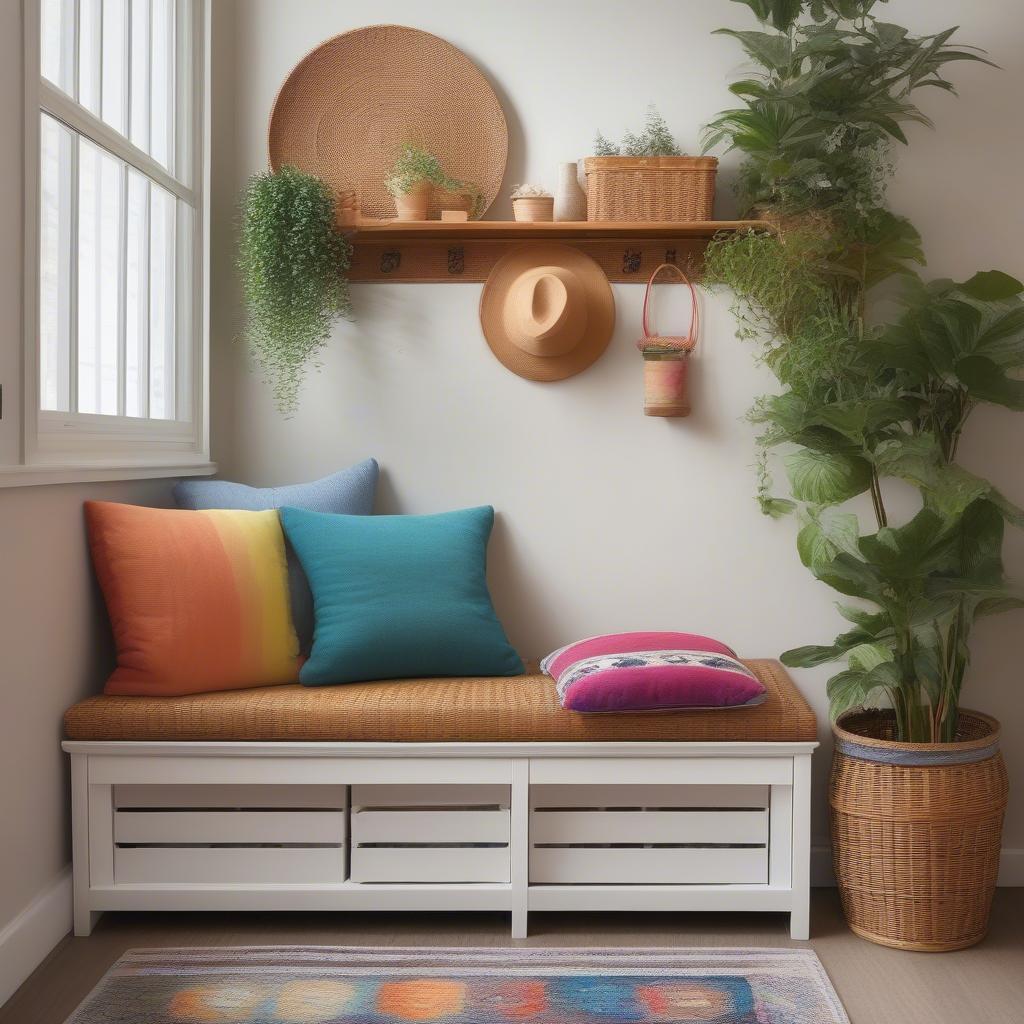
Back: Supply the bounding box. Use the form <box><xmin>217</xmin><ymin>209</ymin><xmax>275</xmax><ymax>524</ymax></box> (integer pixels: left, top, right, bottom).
<box><xmin>703</xmin><ymin>0</ymin><xmax>1024</xmax><ymax>742</ymax></box>
<box><xmin>238</xmin><ymin>166</ymin><xmax>353</xmax><ymax>415</ymax></box>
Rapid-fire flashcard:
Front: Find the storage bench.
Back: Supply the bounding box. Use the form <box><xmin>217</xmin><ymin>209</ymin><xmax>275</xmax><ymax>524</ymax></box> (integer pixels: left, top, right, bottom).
<box><xmin>62</xmin><ymin>660</ymin><xmax>817</xmax><ymax>938</ymax></box>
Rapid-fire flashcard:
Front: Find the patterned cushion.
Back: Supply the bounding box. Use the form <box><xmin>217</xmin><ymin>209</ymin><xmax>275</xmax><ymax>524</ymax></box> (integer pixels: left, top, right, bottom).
<box><xmin>174</xmin><ymin>460</ymin><xmax>378</xmax><ymax>652</ymax></box>
<box><xmin>542</xmin><ymin>631</ymin><xmax>766</xmax><ymax>713</ymax></box>
<box><xmin>85</xmin><ymin>501</ymin><xmax>300</xmax><ymax>696</ymax></box>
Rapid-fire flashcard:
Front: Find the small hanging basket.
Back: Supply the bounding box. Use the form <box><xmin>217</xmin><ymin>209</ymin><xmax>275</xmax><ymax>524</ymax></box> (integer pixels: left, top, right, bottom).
<box><xmin>636</xmin><ymin>262</ymin><xmax>699</xmax><ymax>417</ymax></box>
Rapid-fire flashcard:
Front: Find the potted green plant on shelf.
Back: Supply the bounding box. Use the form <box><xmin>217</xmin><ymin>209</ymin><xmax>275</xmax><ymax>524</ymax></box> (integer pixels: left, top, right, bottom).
<box><xmin>385</xmin><ymin>143</ymin><xmax>483</xmax><ymax>221</ymax></box>
<box><xmin>703</xmin><ymin>0</ymin><xmax>1017</xmax><ymax>951</ymax></box>
<box><xmin>238</xmin><ymin>165</ymin><xmax>353</xmax><ymax>415</ymax></box>
<box><xmin>587</xmin><ymin>105</ymin><xmax>717</xmax><ymax>222</ymax></box>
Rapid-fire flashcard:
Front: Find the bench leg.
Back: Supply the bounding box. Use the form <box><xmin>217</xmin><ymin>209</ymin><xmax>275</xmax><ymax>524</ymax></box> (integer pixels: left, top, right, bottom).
<box><xmin>790</xmin><ymin>752</ymin><xmax>812</xmax><ymax>940</ymax></box>
<box><xmin>74</xmin><ymin>907</ymin><xmax>102</xmax><ymax>938</ymax></box>
<box><xmin>510</xmin><ymin>759</ymin><xmax>529</xmax><ymax>939</ymax></box>
<box><xmin>70</xmin><ymin>754</ymin><xmax>102</xmax><ymax>937</ymax></box>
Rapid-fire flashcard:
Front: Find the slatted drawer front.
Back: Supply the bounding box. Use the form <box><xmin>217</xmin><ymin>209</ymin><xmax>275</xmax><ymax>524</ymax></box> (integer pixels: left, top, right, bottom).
<box><xmin>350</xmin><ymin>784</ymin><xmax>511</xmax><ymax>883</ymax></box>
<box><xmin>530</xmin><ymin>784</ymin><xmax>769</xmax><ymax>885</ymax></box>
<box><xmin>112</xmin><ymin>784</ymin><xmax>347</xmax><ymax>885</ymax></box>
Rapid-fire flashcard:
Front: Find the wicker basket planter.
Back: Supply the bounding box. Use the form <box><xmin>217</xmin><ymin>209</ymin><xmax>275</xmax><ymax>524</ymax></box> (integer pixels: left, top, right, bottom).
<box><xmin>830</xmin><ymin>709</ymin><xmax>1008</xmax><ymax>952</ymax></box>
<box><xmin>583</xmin><ymin>156</ymin><xmax>717</xmax><ymax>222</ymax></box>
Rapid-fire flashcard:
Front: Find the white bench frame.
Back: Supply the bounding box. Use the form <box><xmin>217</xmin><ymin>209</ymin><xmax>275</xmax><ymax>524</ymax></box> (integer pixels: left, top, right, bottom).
<box><xmin>62</xmin><ymin>739</ymin><xmax>816</xmax><ymax>939</ymax></box>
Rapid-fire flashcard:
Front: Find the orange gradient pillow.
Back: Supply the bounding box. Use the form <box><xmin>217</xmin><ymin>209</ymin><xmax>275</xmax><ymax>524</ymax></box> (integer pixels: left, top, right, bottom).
<box><xmin>85</xmin><ymin>501</ymin><xmax>300</xmax><ymax>696</ymax></box>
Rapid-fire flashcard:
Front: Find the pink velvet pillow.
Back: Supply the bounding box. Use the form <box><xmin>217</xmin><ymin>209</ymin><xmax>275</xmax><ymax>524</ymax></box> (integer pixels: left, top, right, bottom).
<box><xmin>541</xmin><ymin>632</ymin><xmax>766</xmax><ymax>713</ymax></box>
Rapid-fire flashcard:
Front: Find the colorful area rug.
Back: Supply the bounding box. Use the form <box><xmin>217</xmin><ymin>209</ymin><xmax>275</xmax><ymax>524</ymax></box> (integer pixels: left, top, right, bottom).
<box><xmin>66</xmin><ymin>946</ymin><xmax>848</xmax><ymax>1023</ymax></box>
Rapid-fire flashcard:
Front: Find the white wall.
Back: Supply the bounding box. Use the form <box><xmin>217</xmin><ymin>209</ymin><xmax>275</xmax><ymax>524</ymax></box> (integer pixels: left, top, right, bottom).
<box><xmin>0</xmin><ymin>0</ymin><xmax>177</xmax><ymax>1000</ymax></box>
<box><xmin>212</xmin><ymin>0</ymin><xmax>1024</xmax><ymax>864</ymax></box>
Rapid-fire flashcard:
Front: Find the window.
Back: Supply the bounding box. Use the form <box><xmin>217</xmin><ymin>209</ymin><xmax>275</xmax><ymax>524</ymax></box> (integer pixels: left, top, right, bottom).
<box><xmin>18</xmin><ymin>0</ymin><xmax>210</xmax><ymax>481</ymax></box>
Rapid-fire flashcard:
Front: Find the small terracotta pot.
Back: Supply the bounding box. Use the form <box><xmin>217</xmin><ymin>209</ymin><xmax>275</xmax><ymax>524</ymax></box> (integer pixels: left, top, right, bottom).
<box><xmin>393</xmin><ymin>181</ymin><xmax>432</xmax><ymax>221</ymax></box>
<box><xmin>512</xmin><ymin>196</ymin><xmax>554</xmax><ymax>222</ymax></box>
<box><xmin>642</xmin><ymin>350</ymin><xmax>689</xmax><ymax>417</ymax></box>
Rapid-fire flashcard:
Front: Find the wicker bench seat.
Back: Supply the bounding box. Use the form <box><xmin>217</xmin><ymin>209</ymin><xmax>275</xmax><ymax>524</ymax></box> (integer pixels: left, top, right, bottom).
<box><xmin>64</xmin><ymin>659</ymin><xmax>815</xmax><ymax>743</ymax></box>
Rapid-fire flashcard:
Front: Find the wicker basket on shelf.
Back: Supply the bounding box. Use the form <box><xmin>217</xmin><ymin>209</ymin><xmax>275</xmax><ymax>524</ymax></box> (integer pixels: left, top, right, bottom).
<box><xmin>830</xmin><ymin>708</ymin><xmax>1008</xmax><ymax>952</ymax></box>
<box><xmin>583</xmin><ymin>156</ymin><xmax>717</xmax><ymax>222</ymax></box>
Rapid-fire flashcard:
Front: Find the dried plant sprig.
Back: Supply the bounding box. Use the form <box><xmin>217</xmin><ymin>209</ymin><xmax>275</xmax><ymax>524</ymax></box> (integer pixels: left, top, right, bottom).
<box><xmin>510</xmin><ymin>184</ymin><xmax>552</xmax><ymax>198</ymax></box>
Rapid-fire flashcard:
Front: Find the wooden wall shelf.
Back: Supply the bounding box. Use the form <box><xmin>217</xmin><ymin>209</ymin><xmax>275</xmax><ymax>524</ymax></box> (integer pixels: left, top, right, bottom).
<box><xmin>346</xmin><ymin>220</ymin><xmax>769</xmax><ymax>284</ymax></box>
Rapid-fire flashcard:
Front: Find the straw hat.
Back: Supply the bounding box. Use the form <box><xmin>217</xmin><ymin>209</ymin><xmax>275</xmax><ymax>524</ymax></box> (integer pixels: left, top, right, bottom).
<box><xmin>479</xmin><ymin>244</ymin><xmax>615</xmax><ymax>381</ymax></box>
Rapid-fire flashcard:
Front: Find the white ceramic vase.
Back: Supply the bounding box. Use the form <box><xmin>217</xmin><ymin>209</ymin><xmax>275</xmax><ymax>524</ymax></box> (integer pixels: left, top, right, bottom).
<box><xmin>554</xmin><ymin>162</ymin><xmax>587</xmax><ymax>221</ymax></box>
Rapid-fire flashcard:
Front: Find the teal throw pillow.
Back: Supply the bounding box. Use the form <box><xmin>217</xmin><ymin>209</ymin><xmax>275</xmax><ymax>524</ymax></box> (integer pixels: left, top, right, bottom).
<box><xmin>280</xmin><ymin>505</ymin><xmax>524</xmax><ymax>685</ymax></box>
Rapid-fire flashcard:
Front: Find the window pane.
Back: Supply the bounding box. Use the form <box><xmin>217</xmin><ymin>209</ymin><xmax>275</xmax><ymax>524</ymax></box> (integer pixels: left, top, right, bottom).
<box><xmin>77</xmin><ymin>138</ymin><xmax>122</xmax><ymax>416</ymax></box>
<box><xmin>150</xmin><ymin>0</ymin><xmax>175</xmax><ymax>172</ymax></box>
<box><xmin>41</xmin><ymin>0</ymin><xmax>76</xmax><ymax>97</ymax></box>
<box><xmin>149</xmin><ymin>182</ymin><xmax>175</xmax><ymax>419</ymax></box>
<box><xmin>44</xmin><ymin>0</ymin><xmax>186</xmax><ymax>176</ymax></box>
<box><xmin>101</xmin><ymin>0</ymin><xmax>128</xmax><ymax>136</ymax></box>
<box><xmin>129</xmin><ymin>0</ymin><xmax>151</xmax><ymax>152</ymax></box>
<box><xmin>125</xmin><ymin>169</ymin><xmax>149</xmax><ymax>418</ymax></box>
<box><xmin>36</xmin><ymin>0</ymin><xmax>197</xmax><ymax>437</ymax></box>
<box><xmin>39</xmin><ymin>115</ymin><xmax>74</xmax><ymax>413</ymax></box>
<box><xmin>78</xmin><ymin>0</ymin><xmax>102</xmax><ymax>117</ymax></box>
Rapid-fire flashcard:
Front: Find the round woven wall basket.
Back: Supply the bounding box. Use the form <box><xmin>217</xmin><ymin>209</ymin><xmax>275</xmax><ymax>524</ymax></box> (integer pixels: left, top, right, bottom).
<box><xmin>830</xmin><ymin>709</ymin><xmax>1008</xmax><ymax>952</ymax></box>
<box><xmin>268</xmin><ymin>25</ymin><xmax>508</xmax><ymax>221</ymax></box>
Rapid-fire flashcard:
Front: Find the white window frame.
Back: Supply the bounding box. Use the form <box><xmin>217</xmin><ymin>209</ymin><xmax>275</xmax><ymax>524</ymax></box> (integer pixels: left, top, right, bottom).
<box><xmin>10</xmin><ymin>0</ymin><xmax>213</xmax><ymax>488</ymax></box>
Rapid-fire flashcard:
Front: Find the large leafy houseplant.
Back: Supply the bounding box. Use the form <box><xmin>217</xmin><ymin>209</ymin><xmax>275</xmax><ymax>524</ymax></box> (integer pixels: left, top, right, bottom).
<box><xmin>703</xmin><ymin>0</ymin><xmax>1024</xmax><ymax>744</ymax></box>
<box><xmin>239</xmin><ymin>166</ymin><xmax>353</xmax><ymax>415</ymax></box>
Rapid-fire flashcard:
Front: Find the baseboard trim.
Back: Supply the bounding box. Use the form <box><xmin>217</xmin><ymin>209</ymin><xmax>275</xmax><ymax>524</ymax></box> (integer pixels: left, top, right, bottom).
<box><xmin>811</xmin><ymin>846</ymin><xmax>1024</xmax><ymax>887</ymax></box>
<box><xmin>0</xmin><ymin>869</ymin><xmax>72</xmax><ymax>1009</ymax></box>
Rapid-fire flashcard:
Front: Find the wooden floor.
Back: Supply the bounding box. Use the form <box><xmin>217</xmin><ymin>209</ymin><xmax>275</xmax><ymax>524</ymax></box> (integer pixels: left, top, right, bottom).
<box><xmin>2</xmin><ymin>889</ymin><xmax>1022</xmax><ymax>1024</ymax></box>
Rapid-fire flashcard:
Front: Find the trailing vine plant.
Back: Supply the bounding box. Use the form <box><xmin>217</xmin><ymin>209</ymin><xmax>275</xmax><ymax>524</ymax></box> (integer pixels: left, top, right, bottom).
<box><xmin>238</xmin><ymin>166</ymin><xmax>353</xmax><ymax>415</ymax></box>
<box><xmin>385</xmin><ymin>144</ymin><xmax>484</xmax><ymax>217</ymax></box>
<box><xmin>703</xmin><ymin>0</ymin><xmax>1024</xmax><ymax>742</ymax></box>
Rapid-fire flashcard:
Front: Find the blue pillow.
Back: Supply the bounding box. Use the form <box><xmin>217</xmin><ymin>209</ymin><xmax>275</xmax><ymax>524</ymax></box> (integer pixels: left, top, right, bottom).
<box><xmin>174</xmin><ymin>460</ymin><xmax>378</xmax><ymax>652</ymax></box>
<box><xmin>280</xmin><ymin>505</ymin><xmax>524</xmax><ymax>685</ymax></box>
